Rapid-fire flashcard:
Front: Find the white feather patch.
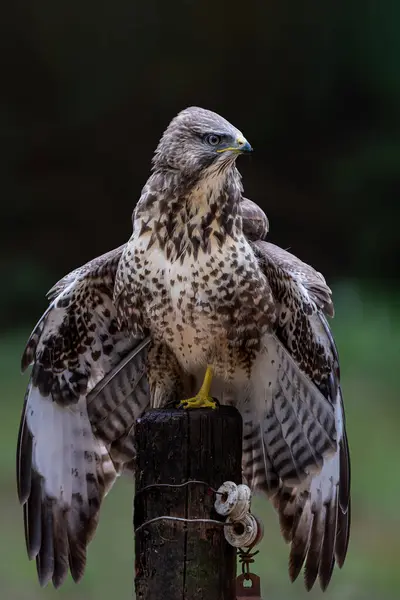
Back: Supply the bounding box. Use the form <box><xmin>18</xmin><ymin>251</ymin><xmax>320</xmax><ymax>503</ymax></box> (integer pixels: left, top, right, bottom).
<box><xmin>26</xmin><ymin>387</ymin><xmax>100</xmax><ymax>507</ymax></box>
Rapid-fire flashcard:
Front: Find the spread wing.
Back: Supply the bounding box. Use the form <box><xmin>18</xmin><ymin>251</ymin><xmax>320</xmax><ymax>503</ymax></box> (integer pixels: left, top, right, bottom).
<box><xmin>244</xmin><ymin>240</ymin><xmax>350</xmax><ymax>590</ymax></box>
<box><xmin>17</xmin><ymin>245</ymin><xmax>150</xmax><ymax>588</ymax></box>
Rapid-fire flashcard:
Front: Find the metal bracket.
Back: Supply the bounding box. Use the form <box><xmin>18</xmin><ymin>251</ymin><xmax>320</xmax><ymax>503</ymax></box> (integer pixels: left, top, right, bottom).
<box><xmin>236</xmin><ymin>573</ymin><xmax>262</xmax><ymax>599</ymax></box>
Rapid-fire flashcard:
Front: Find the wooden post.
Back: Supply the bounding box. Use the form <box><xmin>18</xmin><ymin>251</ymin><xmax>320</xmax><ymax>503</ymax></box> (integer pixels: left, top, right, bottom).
<box><xmin>134</xmin><ymin>406</ymin><xmax>243</xmax><ymax>600</ymax></box>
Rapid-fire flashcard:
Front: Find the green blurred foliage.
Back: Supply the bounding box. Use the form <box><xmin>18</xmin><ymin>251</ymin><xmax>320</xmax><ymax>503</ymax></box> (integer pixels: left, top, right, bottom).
<box><xmin>1</xmin><ymin>284</ymin><xmax>399</xmax><ymax>599</ymax></box>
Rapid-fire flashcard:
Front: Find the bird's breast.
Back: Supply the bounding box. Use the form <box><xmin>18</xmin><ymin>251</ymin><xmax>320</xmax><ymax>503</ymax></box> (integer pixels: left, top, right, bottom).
<box><xmin>133</xmin><ymin>235</ymin><xmax>274</xmax><ymax>370</ymax></box>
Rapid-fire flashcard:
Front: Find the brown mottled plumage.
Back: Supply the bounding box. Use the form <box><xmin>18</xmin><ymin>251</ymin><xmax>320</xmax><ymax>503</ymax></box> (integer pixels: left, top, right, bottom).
<box><xmin>17</xmin><ymin>107</ymin><xmax>350</xmax><ymax>591</ymax></box>
<box><xmin>17</xmin><ymin>245</ymin><xmax>150</xmax><ymax>587</ymax></box>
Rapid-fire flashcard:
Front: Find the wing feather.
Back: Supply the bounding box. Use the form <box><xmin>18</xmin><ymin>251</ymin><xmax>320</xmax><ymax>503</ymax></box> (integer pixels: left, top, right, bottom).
<box><xmin>17</xmin><ymin>245</ymin><xmax>150</xmax><ymax>587</ymax></box>
<box><xmin>246</xmin><ymin>239</ymin><xmax>350</xmax><ymax>590</ymax></box>
<box><xmin>253</xmin><ymin>240</ymin><xmax>334</xmax><ymax>317</ymax></box>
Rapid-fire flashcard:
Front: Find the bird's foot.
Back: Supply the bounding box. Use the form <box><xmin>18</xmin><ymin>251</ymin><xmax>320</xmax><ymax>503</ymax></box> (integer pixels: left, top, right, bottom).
<box><xmin>178</xmin><ymin>393</ymin><xmax>217</xmax><ymax>410</ymax></box>
<box><xmin>178</xmin><ymin>364</ymin><xmax>216</xmax><ymax>409</ymax></box>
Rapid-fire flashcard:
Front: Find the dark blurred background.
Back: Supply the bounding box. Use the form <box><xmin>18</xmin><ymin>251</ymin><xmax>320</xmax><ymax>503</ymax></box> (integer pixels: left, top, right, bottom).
<box><xmin>1</xmin><ymin>1</ymin><xmax>399</xmax><ymax>599</ymax></box>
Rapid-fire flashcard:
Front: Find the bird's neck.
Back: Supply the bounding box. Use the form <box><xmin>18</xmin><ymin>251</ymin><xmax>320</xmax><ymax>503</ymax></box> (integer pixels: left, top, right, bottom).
<box><xmin>134</xmin><ymin>168</ymin><xmax>244</xmax><ymax>261</ymax></box>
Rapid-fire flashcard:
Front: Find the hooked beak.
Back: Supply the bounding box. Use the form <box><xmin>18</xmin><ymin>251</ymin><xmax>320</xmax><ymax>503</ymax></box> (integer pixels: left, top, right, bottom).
<box><xmin>217</xmin><ymin>135</ymin><xmax>253</xmax><ymax>154</ymax></box>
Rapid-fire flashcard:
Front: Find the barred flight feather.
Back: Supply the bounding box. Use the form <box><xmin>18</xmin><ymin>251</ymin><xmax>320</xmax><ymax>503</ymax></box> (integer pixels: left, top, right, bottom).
<box><xmin>16</xmin><ymin>246</ymin><xmax>150</xmax><ymax>587</ymax></box>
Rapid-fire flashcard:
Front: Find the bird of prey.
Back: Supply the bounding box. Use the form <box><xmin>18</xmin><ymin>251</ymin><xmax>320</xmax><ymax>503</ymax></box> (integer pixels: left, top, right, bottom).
<box><xmin>17</xmin><ymin>107</ymin><xmax>350</xmax><ymax>591</ymax></box>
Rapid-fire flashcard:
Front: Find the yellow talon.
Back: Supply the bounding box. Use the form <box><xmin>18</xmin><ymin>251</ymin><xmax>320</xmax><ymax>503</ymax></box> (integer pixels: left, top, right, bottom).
<box><xmin>177</xmin><ymin>365</ymin><xmax>217</xmax><ymax>410</ymax></box>
<box><xmin>179</xmin><ymin>395</ymin><xmax>217</xmax><ymax>409</ymax></box>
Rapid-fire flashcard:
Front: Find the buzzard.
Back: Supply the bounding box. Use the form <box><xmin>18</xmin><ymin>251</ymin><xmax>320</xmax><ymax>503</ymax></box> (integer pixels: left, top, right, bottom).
<box><xmin>17</xmin><ymin>107</ymin><xmax>350</xmax><ymax>591</ymax></box>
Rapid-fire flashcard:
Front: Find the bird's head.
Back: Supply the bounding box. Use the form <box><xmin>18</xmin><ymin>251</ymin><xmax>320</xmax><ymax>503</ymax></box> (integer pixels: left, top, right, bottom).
<box><xmin>152</xmin><ymin>106</ymin><xmax>252</xmax><ymax>181</ymax></box>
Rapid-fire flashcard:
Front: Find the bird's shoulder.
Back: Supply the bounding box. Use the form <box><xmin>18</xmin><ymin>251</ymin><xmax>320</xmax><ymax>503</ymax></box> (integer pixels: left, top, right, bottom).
<box><xmin>45</xmin><ymin>244</ymin><xmax>127</xmax><ymax>302</ymax></box>
<box><xmin>21</xmin><ymin>244</ymin><xmax>131</xmax><ymax>402</ymax></box>
<box><xmin>252</xmin><ymin>240</ymin><xmax>336</xmax><ymax>391</ymax></box>
<box><xmin>252</xmin><ymin>240</ymin><xmax>334</xmax><ymax>317</ymax></box>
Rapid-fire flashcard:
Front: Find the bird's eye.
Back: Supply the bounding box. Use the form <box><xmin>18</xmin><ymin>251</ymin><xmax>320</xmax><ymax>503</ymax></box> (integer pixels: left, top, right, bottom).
<box><xmin>204</xmin><ymin>134</ymin><xmax>222</xmax><ymax>146</ymax></box>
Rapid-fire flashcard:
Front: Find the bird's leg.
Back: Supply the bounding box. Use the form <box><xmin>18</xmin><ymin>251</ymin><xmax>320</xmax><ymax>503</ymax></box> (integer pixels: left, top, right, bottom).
<box><xmin>178</xmin><ymin>365</ymin><xmax>217</xmax><ymax>409</ymax></box>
